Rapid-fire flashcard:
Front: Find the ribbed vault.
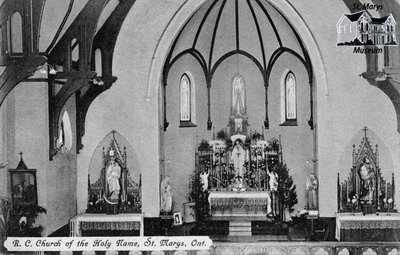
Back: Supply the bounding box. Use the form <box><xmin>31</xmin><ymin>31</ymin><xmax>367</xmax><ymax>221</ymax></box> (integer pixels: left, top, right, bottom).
<box><xmin>163</xmin><ymin>0</ymin><xmax>313</xmax><ymax>130</ymax></box>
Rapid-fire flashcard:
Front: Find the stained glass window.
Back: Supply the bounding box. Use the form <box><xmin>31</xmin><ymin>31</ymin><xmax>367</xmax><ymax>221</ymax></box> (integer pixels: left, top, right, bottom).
<box><xmin>285</xmin><ymin>72</ymin><xmax>297</xmax><ymax>120</ymax></box>
<box><xmin>180</xmin><ymin>74</ymin><xmax>191</xmax><ymax>122</ymax></box>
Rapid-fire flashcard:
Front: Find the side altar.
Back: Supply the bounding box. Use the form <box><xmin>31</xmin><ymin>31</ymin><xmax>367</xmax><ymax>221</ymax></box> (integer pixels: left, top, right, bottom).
<box><xmin>70</xmin><ymin>131</ymin><xmax>143</xmax><ymax>236</ymax></box>
<box><xmin>336</xmin><ymin>127</ymin><xmax>398</xmax><ymax>241</ymax></box>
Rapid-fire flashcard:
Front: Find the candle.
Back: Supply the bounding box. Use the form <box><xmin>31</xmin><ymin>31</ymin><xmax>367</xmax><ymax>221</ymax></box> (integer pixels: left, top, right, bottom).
<box><xmin>346</xmin><ymin>181</ymin><xmax>349</xmax><ymax>200</ymax></box>
<box><xmin>385</xmin><ymin>183</ymin><xmax>388</xmax><ymax>203</ymax></box>
<box><xmin>340</xmin><ymin>183</ymin><xmax>342</xmax><ymax>205</ymax></box>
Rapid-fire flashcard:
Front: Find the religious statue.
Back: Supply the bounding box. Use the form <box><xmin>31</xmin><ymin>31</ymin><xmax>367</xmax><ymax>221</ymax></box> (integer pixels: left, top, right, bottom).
<box><xmin>106</xmin><ymin>153</ymin><xmax>121</xmax><ymax>201</ymax></box>
<box><xmin>199</xmin><ymin>170</ymin><xmax>209</xmax><ymax>192</ymax></box>
<box><xmin>160</xmin><ymin>176</ymin><xmax>173</xmax><ymax>213</ymax></box>
<box><xmin>268</xmin><ymin>170</ymin><xmax>278</xmax><ymax>192</ymax></box>
<box><xmin>230</xmin><ymin>140</ymin><xmax>246</xmax><ymax>180</ymax></box>
<box><xmin>359</xmin><ymin>157</ymin><xmax>375</xmax><ymax>203</ymax></box>
<box><xmin>232</xmin><ymin>74</ymin><xmax>245</xmax><ymax>117</ymax></box>
<box><xmin>306</xmin><ymin>173</ymin><xmax>318</xmax><ymax>210</ymax></box>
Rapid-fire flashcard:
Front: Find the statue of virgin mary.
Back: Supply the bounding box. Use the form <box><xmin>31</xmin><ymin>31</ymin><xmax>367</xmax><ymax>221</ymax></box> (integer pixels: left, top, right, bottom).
<box><xmin>231</xmin><ymin>74</ymin><xmax>246</xmax><ymax>117</ymax></box>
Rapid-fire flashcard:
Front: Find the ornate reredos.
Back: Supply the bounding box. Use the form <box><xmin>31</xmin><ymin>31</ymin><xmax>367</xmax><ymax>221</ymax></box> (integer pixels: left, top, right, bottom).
<box><xmin>90</xmin><ymin>130</ymin><xmax>139</xmax><ymax>190</ymax></box>
<box><xmin>338</xmin><ymin>127</ymin><xmax>396</xmax><ymax>213</ymax></box>
<box><xmin>88</xmin><ymin>130</ymin><xmax>142</xmax><ymax>213</ymax></box>
<box><xmin>352</xmin><ymin>127</ymin><xmax>379</xmax><ymax>170</ymax></box>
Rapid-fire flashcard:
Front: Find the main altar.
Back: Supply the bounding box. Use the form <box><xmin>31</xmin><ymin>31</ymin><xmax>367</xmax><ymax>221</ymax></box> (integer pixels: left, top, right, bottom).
<box><xmin>194</xmin><ymin>76</ymin><xmax>291</xmax><ymax>236</ymax></box>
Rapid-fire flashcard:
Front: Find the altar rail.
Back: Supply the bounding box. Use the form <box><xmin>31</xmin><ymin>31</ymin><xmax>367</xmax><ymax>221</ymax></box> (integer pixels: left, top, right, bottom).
<box><xmin>28</xmin><ymin>242</ymin><xmax>400</xmax><ymax>255</ymax></box>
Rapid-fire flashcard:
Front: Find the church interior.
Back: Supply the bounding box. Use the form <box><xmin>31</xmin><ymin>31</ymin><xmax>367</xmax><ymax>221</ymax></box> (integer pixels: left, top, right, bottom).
<box><xmin>1</xmin><ymin>0</ymin><xmax>400</xmax><ymax>254</ymax></box>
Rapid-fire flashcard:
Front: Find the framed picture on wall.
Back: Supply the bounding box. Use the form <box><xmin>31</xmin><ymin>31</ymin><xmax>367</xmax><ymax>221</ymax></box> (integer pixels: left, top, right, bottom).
<box><xmin>9</xmin><ymin>154</ymin><xmax>38</xmax><ymax>207</ymax></box>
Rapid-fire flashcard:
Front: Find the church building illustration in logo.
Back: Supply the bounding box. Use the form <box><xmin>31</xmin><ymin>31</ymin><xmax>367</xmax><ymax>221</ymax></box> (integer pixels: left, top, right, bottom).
<box><xmin>336</xmin><ymin>11</ymin><xmax>397</xmax><ymax>46</ymax></box>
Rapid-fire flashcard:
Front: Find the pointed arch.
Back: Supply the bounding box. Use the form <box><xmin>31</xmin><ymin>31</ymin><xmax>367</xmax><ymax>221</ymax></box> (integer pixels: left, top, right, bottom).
<box><xmin>56</xmin><ymin>109</ymin><xmax>73</xmax><ymax>151</ymax></box>
<box><xmin>10</xmin><ymin>11</ymin><xmax>23</xmax><ymax>54</ymax></box>
<box><xmin>88</xmin><ymin>130</ymin><xmax>142</xmax><ymax>213</ymax></box>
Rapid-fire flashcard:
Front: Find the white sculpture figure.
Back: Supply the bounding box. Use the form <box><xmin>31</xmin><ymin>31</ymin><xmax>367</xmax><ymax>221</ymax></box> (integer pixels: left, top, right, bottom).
<box><xmin>268</xmin><ymin>170</ymin><xmax>278</xmax><ymax>192</ymax></box>
<box><xmin>306</xmin><ymin>173</ymin><xmax>318</xmax><ymax>210</ymax></box>
<box><xmin>199</xmin><ymin>170</ymin><xmax>209</xmax><ymax>192</ymax></box>
<box><xmin>359</xmin><ymin>157</ymin><xmax>375</xmax><ymax>203</ymax></box>
<box><xmin>232</xmin><ymin>75</ymin><xmax>245</xmax><ymax>116</ymax></box>
<box><xmin>160</xmin><ymin>176</ymin><xmax>173</xmax><ymax>213</ymax></box>
<box><xmin>231</xmin><ymin>140</ymin><xmax>246</xmax><ymax>179</ymax></box>
<box><xmin>106</xmin><ymin>155</ymin><xmax>121</xmax><ymax>200</ymax></box>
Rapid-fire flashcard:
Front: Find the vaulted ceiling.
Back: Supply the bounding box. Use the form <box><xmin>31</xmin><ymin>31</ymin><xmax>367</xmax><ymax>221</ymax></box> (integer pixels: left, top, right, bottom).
<box><xmin>163</xmin><ymin>0</ymin><xmax>313</xmax><ymax>131</ymax></box>
<box><xmin>164</xmin><ymin>0</ymin><xmax>310</xmax><ymax>84</ymax></box>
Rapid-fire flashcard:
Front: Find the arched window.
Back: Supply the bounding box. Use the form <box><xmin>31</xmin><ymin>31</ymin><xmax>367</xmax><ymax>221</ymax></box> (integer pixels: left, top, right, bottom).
<box><xmin>10</xmin><ymin>12</ymin><xmax>23</xmax><ymax>54</ymax></box>
<box><xmin>285</xmin><ymin>72</ymin><xmax>297</xmax><ymax>121</ymax></box>
<box><xmin>95</xmin><ymin>48</ymin><xmax>102</xmax><ymax>76</ymax></box>
<box><xmin>56</xmin><ymin>110</ymin><xmax>73</xmax><ymax>151</ymax></box>
<box><xmin>179</xmin><ymin>73</ymin><xmax>196</xmax><ymax>127</ymax></box>
<box><xmin>71</xmin><ymin>38</ymin><xmax>79</xmax><ymax>71</ymax></box>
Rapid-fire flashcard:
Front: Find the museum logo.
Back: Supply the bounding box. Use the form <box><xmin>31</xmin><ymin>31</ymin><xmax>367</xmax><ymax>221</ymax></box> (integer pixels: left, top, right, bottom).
<box><xmin>336</xmin><ymin>10</ymin><xmax>398</xmax><ymax>53</ymax></box>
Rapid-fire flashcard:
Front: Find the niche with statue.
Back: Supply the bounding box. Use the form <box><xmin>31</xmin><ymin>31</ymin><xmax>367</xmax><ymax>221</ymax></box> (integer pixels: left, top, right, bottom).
<box><xmin>87</xmin><ymin>130</ymin><xmax>141</xmax><ymax>214</ymax></box>
<box><xmin>337</xmin><ymin>127</ymin><xmax>396</xmax><ymax>214</ymax></box>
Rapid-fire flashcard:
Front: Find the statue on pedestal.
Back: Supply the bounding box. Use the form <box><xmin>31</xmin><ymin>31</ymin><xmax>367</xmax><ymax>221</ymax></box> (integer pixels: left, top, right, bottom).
<box><xmin>230</xmin><ymin>140</ymin><xmax>246</xmax><ymax>190</ymax></box>
<box><xmin>106</xmin><ymin>150</ymin><xmax>121</xmax><ymax>202</ymax></box>
<box><xmin>199</xmin><ymin>170</ymin><xmax>209</xmax><ymax>192</ymax></box>
<box><xmin>306</xmin><ymin>173</ymin><xmax>318</xmax><ymax>210</ymax></box>
<box><xmin>359</xmin><ymin>157</ymin><xmax>375</xmax><ymax>203</ymax></box>
<box><xmin>160</xmin><ymin>176</ymin><xmax>173</xmax><ymax>213</ymax></box>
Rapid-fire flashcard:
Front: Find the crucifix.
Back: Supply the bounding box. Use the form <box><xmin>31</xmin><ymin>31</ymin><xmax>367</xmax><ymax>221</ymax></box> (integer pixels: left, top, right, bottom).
<box><xmin>363</xmin><ymin>126</ymin><xmax>368</xmax><ymax>137</ymax></box>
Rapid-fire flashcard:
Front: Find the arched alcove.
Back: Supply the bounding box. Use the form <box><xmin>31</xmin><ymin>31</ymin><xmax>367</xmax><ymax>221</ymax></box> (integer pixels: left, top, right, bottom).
<box><xmin>163</xmin><ymin>0</ymin><xmax>313</xmax><ymax>131</ymax></box>
<box><xmin>162</xmin><ymin>0</ymin><xmax>315</xmax><ymax>213</ymax></box>
<box><xmin>337</xmin><ymin>127</ymin><xmax>396</xmax><ymax>213</ymax></box>
<box><xmin>339</xmin><ymin>127</ymin><xmax>394</xmax><ymax>182</ymax></box>
<box><xmin>88</xmin><ymin>130</ymin><xmax>141</xmax><ymax>213</ymax></box>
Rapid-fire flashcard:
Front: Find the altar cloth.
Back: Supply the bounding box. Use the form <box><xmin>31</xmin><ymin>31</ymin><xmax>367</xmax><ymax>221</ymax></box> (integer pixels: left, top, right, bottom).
<box><xmin>69</xmin><ymin>213</ymin><xmax>143</xmax><ymax>237</ymax></box>
<box><xmin>336</xmin><ymin>213</ymin><xmax>400</xmax><ymax>241</ymax></box>
<box><xmin>208</xmin><ymin>191</ymin><xmax>271</xmax><ymax>217</ymax></box>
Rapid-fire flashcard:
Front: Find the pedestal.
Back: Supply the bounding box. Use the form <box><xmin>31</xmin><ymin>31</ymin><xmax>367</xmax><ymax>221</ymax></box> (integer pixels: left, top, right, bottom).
<box><xmin>160</xmin><ymin>214</ymin><xmax>173</xmax><ymax>236</ymax></box>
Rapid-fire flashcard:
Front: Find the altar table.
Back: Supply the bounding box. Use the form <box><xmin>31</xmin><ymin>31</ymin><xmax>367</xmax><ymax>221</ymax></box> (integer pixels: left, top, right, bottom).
<box><xmin>208</xmin><ymin>191</ymin><xmax>271</xmax><ymax>217</ymax></box>
<box><xmin>336</xmin><ymin>213</ymin><xmax>400</xmax><ymax>241</ymax></box>
<box><xmin>69</xmin><ymin>213</ymin><xmax>143</xmax><ymax>237</ymax></box>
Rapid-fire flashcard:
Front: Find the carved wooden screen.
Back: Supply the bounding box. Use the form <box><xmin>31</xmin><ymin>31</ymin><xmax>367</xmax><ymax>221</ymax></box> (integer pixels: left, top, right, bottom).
<box><xmin>337</xmin><ymin>128</ymin><xmax>396</xmax><ymax>213</ymax></box>
<box><xmin>87</xmin><ymin>134</ymin><xmax>141</xmax><ymax>213</ymax></box>
<box><xmin>196</xmin><ymin>137</ymin><xmax>281</xmax><ymax>191</ymax></box>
